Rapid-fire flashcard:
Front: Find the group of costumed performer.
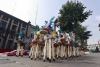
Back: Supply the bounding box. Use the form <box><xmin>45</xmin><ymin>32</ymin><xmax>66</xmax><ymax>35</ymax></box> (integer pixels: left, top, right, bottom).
<box><xmin>15</xmin><ymin>16</ymin><xmax>84</xmax><ymax>62</ymax></box>
<box><xmin>54</xmin><ymin>30</ymin><xmax>82</xmax><ymax>59</ymax></box>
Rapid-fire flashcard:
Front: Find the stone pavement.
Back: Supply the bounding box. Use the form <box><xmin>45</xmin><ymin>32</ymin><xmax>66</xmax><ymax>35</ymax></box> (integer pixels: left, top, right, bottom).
<box><xmin>0</xmin><ymin>53</ymin><xmax>100</xmax><ymax>67</ymax></box>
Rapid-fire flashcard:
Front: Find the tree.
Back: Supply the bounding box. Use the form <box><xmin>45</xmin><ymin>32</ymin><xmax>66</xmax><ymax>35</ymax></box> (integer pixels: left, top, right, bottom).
<box><xmin>99</xmin><ymin>24</ymin><xmax>100</xmax><ymax>27</ymax></box>
<box><xmin>81</xmin><ymin>30</ymin><xmax>92</xmax><ymax>47</ymax></box>
<box><xmin>74</xmin><ymin>23</ymin><xmax>92</xmax><ymax>47</ymax></box>
<box><xmin>98</xmin><ymin>24</ymin><xmax>100</xmax><ymax>31</ymax></box>
<box><xmin>58</xmin><ymin>0</ymin><xmax>92</xmax><ymax>32</ymax></box>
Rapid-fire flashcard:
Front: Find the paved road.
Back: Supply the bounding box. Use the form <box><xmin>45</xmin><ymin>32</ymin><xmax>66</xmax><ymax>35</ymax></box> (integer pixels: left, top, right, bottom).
<box><xmin>0</xmin><ymin>53</ymin><xmax>100</xmax><ymax>67</ymax></box>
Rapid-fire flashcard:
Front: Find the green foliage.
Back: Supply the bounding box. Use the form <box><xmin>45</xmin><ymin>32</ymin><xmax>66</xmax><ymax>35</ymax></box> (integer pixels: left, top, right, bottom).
<box><xmin>75</xmin><ymin>25</ymin><xmax>92</xmax><ymax>40</ymax></box>
<box><xmin>58</xmin><ymin>0</ymin><xmax>92</xmax><ymax>32</ymax></box>
<box><xmin>74</xmin><ymin>23</ymin><xmax>92</xmax><ymax>46</ymax></box>
<box><xmin>58</xmin><ymin>0</ymin><xmax>93</xmax><ymax>47</ymax></box>
<box><xmin>81</xmin><ymin>31</ymin><xmax>92</xmax><ymax>40</ymax></box>
<box><xmin>36</xmin><ymin>25</ymin><xmax>40</xmax><ymax>31</ymax></box>
<box><xmin>99</xmin><ymin>23</ymin><xmax>100</xmax><ymax>27</ymax></box>
<box><xmin>49</xmin><ymin>16</ymin><xmax>55</xmax><ymax>26</ymax></box>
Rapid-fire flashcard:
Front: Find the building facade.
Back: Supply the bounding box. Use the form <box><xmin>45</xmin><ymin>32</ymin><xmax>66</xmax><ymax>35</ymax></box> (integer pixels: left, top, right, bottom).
<box><xmin>0</xmin><ymin>10</ymin><xmax>35</xmax><ymax>49</ymax></box>
<box><xmin>87</xmin><ymin>44</ymin><xmax>100</xmax><ymax>51</ymax></box>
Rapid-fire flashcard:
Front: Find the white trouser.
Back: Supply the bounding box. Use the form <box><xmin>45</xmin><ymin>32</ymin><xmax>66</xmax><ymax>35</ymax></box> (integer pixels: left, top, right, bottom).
<box><xmin>76</xmin><ymin>47</ymin><xmax>79</xmax><ymax>56</ymax></box>
<box><xmin>29</xmin><ymin>45</ymin><xmax>33</xmax><ymax>57</ymax></box>
<box><xmin>73</xmin><ymin>46</ymin><xmax>76</xmax><ymax>56</ymax></box>
<box><xmin>57</xmin><ymin>45</ymin><xmax>60</xmax><ymax>58</ymax></box>
<box><xmin>60</xmin><ymin>45</ymin><xmax>64</xmax><ymax>58</ymax></box>
<box><xmin>69</xmin><ymin>46</ymin><xmax>72</xmax><ymax>57</ymax></box>
<box><xmin>16</xmin><ymin>45</ymin><xmax>20</xmax><ymax>56</ymax></box>
<box><xmin>65</xmin><ymin>46</ymin><xmax>68</xmax><ymax>58</ymax></box>
<box><xmin>68</xmin><ymin>46</ymin><xmax>70</xmax><ymax>57</ymax></box>
<box><xmin>51</xmin><ymin>39</ymin><xmax>55</xmax><ymax>59</ymax></box>
<box><xmin>31</xmin><ymin>44</ymin><xmax>36</xmax><ymax>59</ymax></box>
<box><xmin>34</xmin><ymin>44</ymin><xmax>39</xmax><ymax>59</ymax></box>
<box><xmin>63</xmin><ymin>46</ymin><xmax>66</xmax><ymax>57</ymax></box>
<box><xmin>49</xmin><ymin>39</ymin><xmax>52</xmax><ymax>59</ymax></box>
<box><xmin>43</xmin><ymin>40</ymin><xmax>48</xmax><ymax>60</ymax></box>
<box><xmin>16</xmin><ymin>44</ymin><xmax>23</xmax><ymax>56</ymax></box>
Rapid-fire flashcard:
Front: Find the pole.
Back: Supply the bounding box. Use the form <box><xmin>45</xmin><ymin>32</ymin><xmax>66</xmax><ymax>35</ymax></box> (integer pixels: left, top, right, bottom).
<box><xmin>12</xmin><ymin>0</ymin><xmax>17</xmax><ymax>15</ymax></box>
<box><xmin>35</xmin><ymin>0</ymin><xmax>39</xmax><ymax>26</ymax></box>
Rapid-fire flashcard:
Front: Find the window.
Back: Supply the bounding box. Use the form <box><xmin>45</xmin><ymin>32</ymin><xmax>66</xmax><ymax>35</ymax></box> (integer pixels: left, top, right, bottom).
<box><xmin>6</xmin><ymin>40</ymin><xmax>13</xmax><ymax>49</ymax></box>
<box><xmin>10</xmin><ymin>25</ymin><xmax>17</xmax><ymax>34</ymax></box>
<box><xmin>14</xmin><ymin>43</ymin><xmax>17</xmax><ymax>49</ymax></box>
<box><xmin>9</xmin><ymin>35</ymin><xmax>14</xmax><ymax>39</ymax></box>
<box><xmin>0</xmin><ymin>38</ymin><xmax>1</xmax><ymax>42</ymax></box>
<box><xmin>0</xmin><ymin>21</ymin><xmax>6</xmax><ymax>31</ymax></box>
<box><xmin>22</xmin><ymin>24</ymin><xmax>26</xmax><ymax>28</ymax></box>
<box><xmin>2</xmin><ymin>15</ymin><xmax>8</xmax><ymax>21</ymax></box>
<box><xmin>20</xmin><ymin>28</ymin><xmax>25</xmax><ymax>35</ymax></box>
<box><xmin>11</xmin><ymin>25</ymin><xmax>17</xmax><ymax>31</ymax></box>
<box><xmin>0</xmin><ymin>14</ymin><xmax>1</xmax><ymax>18</ymax></box>
<box><xmin>21</xmin><ymin>28</ymin><xmax>25</xmax><ymax>33</ymax></box>
<box><xmin>0</xmin><ymin>33</ymin><xmax>3</xmax><ymax>37</ymax></box>
<box><xmin>13</xmin><ymin>20</ymin><xmax>18</xmax><ymax>25</ymax></box>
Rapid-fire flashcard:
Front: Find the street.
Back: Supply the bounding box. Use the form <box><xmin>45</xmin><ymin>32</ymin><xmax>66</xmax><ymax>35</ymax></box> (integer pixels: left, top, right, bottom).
<box><xmin>0</xmin><ymin>53</ymin><xmax>100</xmax><ymax>67</ymax></box>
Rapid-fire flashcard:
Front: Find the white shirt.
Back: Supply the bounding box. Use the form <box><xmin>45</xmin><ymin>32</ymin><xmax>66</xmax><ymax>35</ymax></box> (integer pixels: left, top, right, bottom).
<box><xmin>66</xmin><ymin>33</ymin><xmax>70</xmax><ymax>39</ymax></box>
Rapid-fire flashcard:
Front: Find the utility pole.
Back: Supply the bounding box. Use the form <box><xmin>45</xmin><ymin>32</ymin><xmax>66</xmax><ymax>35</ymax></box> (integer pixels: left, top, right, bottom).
<box><xmin>35</xmin><ymin>0</ymin><xmax>39</xmax><ymax>26</ymax></box>
<box><xmin>12</xmin><ymin>0</ymin><xmax>17</xmax><ymax>15</ymax></box>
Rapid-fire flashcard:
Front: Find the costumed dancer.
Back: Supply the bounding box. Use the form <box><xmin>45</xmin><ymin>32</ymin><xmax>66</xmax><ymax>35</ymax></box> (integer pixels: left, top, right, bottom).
<box><xmin>43</xmin><ymin>32</ymin><xmax>49</xmax><ymax>62</ymax></box>
<box><xmin>16</xmin><ymin>31</ymin><xmax>25</xmax><ymax>57</ymax></box>
<box><xmin>75</xmin><ymin>37</ymin><xmax>80</xmax><ymax>57</ymax></box>
<box><xmin>60</xmin><ymin>33</ymin><xmax>64</xmax><ymax>59</ymax></box>
<box><xmin>70</xmin><ymin>32</ymin><xmax>75</xmax><ymax>57</ymax></box>
<box><xmin>37</xmin><ymin>31</ymin><xmax>43</xmax><ymax>59</ymax></box>
<box><xmin>34</xmin><ymin>32</ymin><xmax>41</xmax><ymax>60</ymax></box>
<box><xmin>73</xmin><ymin>33</ymin><xmax>76</xmax><ymax>57</ymax></box>
<box><xmin>48</xmin><ymin>31</ymin><xmax>52</xmax><ymax>62</ymax></box>
<box><xmin>78</xmin><ymin>37</ymin><xmax>82</xmax><ymax>56</ymax></box>
<box><xmin>28</xmin><ymin>37</ymin><xmax>34</xmax><ymax>58</ymax></box>
<box><xmin>28</xmin><ymin>33</ymin><xmax>34</xmax><ymax>58</ymax></box>
<box><xmin>28</xmin><ymin>32</ymin><xmax>34</xmax><ymax>58</ymax></box>
<box><xmin>69</xmin><ymin>32</ymin><xmax>72</xmax><ymax>57</ymax></box>
<box><xmin>56</xmin><ymin>30</ymin><xmax>62</xmax><ymax>59</ymax></box>
<box><xmin>30</xmin><ymin>34</ymin><xmax>37</xmax><ymax>60</ymax></box>
<box><xmin>44</xmin><ymin>16</ymin><xmax>56</xmax><ymax>62</ymax></box>
<box><xmin>63</xmin><ymin>31</ymin><xmax>70</xmax><ymax>59</ymax></box>
<box><xmin>67</xmin><ymin>32</ymin><xmax>71</xmax><ymax>58</ymax></box>
<box><xmin>15</xmin><ymin>37</ymin><xmax>21</xmax><ymax>57</ymax></box>
<box><xmin>45</xmin><ymin>30</ymin><xmax>56</xmax><ymax>62</ymax></box>
<box><xmin>53</xmin><ymin>32</ymin><xmax>59</xmax><ymax>58</ymax></box>
<box><xmin>51</xmin><ymin>30</ymin><xmax>57</xmax><ymax>62</ymax></box>
<box><xmin>41</xmin><ymin>21</ymin><xmax>50</xmax><ymax>61</ymax></box>
<box><xmin>29</xmin><ymin>25</ymin><xmax>40</xmax><ymax>60</ymax></box>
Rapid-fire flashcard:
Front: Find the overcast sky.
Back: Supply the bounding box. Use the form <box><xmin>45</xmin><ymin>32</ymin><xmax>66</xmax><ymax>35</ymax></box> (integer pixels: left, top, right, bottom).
<box><xmin>0</xmin><ymin>0</ymin><xmax>100</xmax><ymax>45</ymax></box>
